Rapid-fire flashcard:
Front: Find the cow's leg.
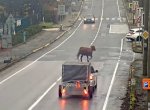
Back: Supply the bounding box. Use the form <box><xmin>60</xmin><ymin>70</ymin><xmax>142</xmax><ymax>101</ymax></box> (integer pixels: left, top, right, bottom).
<box><xmin>87</xmin><ymin>55</ymin><xmax>89</xmax><ymax>62</ymax></box>
<box><xmin>80</xmin><ymin>55</ymin><xmax>83</xmax><ymax>62</ymax></box>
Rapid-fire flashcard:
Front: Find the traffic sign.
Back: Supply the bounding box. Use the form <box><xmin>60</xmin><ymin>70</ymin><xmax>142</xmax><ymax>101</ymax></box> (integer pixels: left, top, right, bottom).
<box><xmin>129</xmin><ymin>3</ymin><xmax>132</xmax><ymax>8</ymax></box>
<box><xmin>142</xmin><ymin>78</ymin><xmax>150</xmax><ymax>90</ymax></box>
<box><xmin>58</xmin><ymin>5</ymin><xmax>65</xmax><ymax>15</ymax></box>
<box><xmin>142</xmin><ymin>31</ymin><xmax>149</xmax><ymax>40</ymax></box>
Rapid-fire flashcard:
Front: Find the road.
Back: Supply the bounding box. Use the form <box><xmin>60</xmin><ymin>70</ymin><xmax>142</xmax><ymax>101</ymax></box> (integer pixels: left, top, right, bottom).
<box><xmin>0</xmin><ymin>0</ymin><xmax>133</xmax><ymax>110</ymax></box>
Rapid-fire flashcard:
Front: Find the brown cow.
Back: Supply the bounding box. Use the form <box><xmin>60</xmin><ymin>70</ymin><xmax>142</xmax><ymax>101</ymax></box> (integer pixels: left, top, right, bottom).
<box><xmin>77</xmin><ymin>45</ymin><xmax>96</xmax><ymax>62</ymax></box>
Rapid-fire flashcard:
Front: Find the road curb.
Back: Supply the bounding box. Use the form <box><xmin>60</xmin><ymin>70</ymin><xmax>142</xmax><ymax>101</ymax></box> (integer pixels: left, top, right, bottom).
<box><xmin>0</xmin><ymin>1</ymin><xmax>84</xmax><ymax>72</ymax></box>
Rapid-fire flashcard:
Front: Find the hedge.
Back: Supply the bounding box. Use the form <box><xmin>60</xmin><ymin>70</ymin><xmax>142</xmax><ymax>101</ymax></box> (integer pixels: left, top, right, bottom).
<box><xmin>12</xmin><ymin>24</ymin><xmax>42</xmax><ymax>46</ymax></box>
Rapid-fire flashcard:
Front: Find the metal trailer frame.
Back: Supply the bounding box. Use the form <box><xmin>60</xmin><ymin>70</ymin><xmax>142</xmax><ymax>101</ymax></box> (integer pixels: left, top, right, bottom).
<box><xmin>58</xmin><ymin>62</ymin><xmax>98</xmax><ymax>99</ymax></box>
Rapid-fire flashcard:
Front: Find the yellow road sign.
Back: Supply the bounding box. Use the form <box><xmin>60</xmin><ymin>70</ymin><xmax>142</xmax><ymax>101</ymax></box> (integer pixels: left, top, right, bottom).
<box><xmin>142</xmin><ymin>31</ymin><xmax>149</xmax><ymax>40</ymax></box>
<box><xmin>129</xmin><ymin>3</ymin><xmax>132</xmax><ymax>8</ymax></box>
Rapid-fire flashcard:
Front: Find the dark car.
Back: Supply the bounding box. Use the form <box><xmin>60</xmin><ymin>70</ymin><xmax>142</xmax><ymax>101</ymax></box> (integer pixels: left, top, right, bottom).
<box><xmin>83</xmin><ymin>15</ymin><xmax>95</xmax><ymax>24</ymax></box>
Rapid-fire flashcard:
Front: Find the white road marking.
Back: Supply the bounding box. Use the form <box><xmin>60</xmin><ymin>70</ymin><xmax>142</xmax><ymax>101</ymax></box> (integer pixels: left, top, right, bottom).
<box><xmin>102</xmin><ymin>38</ymin><xmax>124</xmax><ymax>110</ymax></box>
<box><xmin>28</xmin><ymin>82</ymin><xmax>57</xmax><ymax>110</ymax></box>
<box><xmin>27</xmin><ymin>21</ymin><xmax>83</xmax><ymax>109</ymax></box>
<box><xmin>102</xmin><ymin>17</ymin><xmax>126</xmax><ymax>22</ymax></box>
<box><xmin>117</xmin><ymin>0</ymin><xmax>122</xmax><ymax>22</ymax></box>
<box><xmin>101</xmin><ymin>1</ymin><xmax>130</xmax><ymax>109</ymax></box>
<box><xmin>112</xmin><ymin>18</ymin><xmax>115</xmax><ymax>20</ymax></box>
<box><xmin>0</xmin><ymin>0</ymin><xmax>128</xmax><ymax>110</ymax></box>
<box><xmin>109</xmin><ymin>24</ymin><xmax>129</xmax><ymax>33</ymax></box>
<box><xmin>28</xmin><ymin>76</ymin><xmax>62</xmax><ymax>110</ymax></box>
<box><xmin>90</xmin><ymin>0</ymin><xmax>104</xmax><ymax>46</ymax></box>
<box><xmin>28</xmin><ymin>0</ymin><xmax>103</xmax><ymax>108</ymax></box>
<box><xmin>106</xmin><ymin>18</ymin><xmax>110</xmax><ymax>20</ymax></box>
<box><xmin>78</xmin><ymin>17</ymin><xmax>82</xmax><ymax>20</ymax></box>
<box><xmin>95</xmin><ymin>18</ymin><xmax>98</xmax><ymax>20</ymax></box>
<box><xmin>122</xmin><ymin>17</ymin><xmax>126</xmax><ymax>22</ymax></box>
<box><xmin>117</xmin><ymin>17</ymin><xmax>121</xmax><ymax>21</ymax></box>
<box><xmin>0</xmin><ymin>22</ymin><xmax>83</xmax><ymax>85</ymax></box>
<box><xmin>57</xmin><ymin>77</ymin><xmax>62</xmax><ymax>82</ymax></box>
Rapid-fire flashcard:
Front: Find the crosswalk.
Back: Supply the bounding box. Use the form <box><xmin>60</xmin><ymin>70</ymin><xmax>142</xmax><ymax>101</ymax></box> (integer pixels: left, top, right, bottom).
<box><xmin>101</xmin><ymin>17</ymin><xmax>126</xmax><ymax>22</ymax></box>
<box><xmin>78</xmin><ymin>17</ymin><xmax>126</xmax><ymax>22</ymax></box>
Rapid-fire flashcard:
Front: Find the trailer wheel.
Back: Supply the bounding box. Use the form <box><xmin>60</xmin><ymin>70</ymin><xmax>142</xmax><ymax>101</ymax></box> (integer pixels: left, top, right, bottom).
<box><xmin>93</xmin><ymin>86</ymin><xmax>95</xmax><ymax>92</ymax></box>
<box><xmin>95</xmin><ymin>80</ymin><xmax>97</xmax><ymax>89</ymax></box>
<box><xmin>59</xmin><ymin>85</ymin><xmax>62</xmax><ymax>98</ymax></box>
<box><xmin>88</xmin><ymin>86</ymin><xmax>93</xmax><ymax>99</ymax></box>
<box><xmin>95</xmin><ymin>84</ymin><xmax>97</xmax><ymax>89</ymax></box>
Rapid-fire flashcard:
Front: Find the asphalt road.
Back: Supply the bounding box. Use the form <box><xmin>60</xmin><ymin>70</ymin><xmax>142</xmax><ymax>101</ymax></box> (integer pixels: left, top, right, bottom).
<box><xmin>0</xmin><ymin>0</ymin><xmax>134</xmax><ymax>110</ymax></box>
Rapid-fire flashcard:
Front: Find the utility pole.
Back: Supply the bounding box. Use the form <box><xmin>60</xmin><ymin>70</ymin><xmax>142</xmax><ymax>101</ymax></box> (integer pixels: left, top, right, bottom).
<box><xmin>143</xmin><ymin>0</ymin><xmax>149</xmax><ymax>76</ymax></box>
<box><xmin>147</xmin><ymin>0</ymin><xmax>150</xmax><ymax>104</ymax></box>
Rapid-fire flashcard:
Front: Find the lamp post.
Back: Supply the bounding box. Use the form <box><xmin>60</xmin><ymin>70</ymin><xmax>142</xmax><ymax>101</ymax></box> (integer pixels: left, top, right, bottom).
<box><xmin>143</xmin><ymin>0</ymin><xmax>149</xmax><ymax>77</ymax></box>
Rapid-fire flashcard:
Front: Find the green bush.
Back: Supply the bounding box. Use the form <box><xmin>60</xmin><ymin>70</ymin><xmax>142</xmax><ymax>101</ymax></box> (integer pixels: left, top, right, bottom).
<box><xmin>39</xmin><ymin>22</ymin><xmax>53</xmax><ymax>29</ymax></box>
<box><xmin>12</xmin><ymin>32</ymin><xmax>24</xmax><ymax>45</ymax></box>
<box><xmin>12</xmin><ymin>24</ymin><xmax>42</xmax><ymax>46</ymax></box>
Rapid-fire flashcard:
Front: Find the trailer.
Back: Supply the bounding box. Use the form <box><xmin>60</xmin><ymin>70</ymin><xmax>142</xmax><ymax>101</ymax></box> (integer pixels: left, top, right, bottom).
<box><xmin>58</xmin><ymin>62</ymin><xmax>98</xmax><ymax>99</ymax></box>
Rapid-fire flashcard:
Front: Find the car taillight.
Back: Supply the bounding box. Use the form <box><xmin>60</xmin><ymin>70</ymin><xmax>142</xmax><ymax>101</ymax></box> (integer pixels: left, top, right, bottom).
<box><xmin>76</xmin><ymin>81</ymin><xmax>80</xmax><ymax>88</ymax></box>
<box><xmin>89</xmin><ymin>74</ymin><xmax>93</xmax><ymax>80</ymax></box>
<box><xmin>62</xmin><ymin>88</ymin><xmax>66</xmax><ymax>94</ymax></box>
<box><xmin>83</xmin><ymin>89</ymin><xmax>88</xmax><ymax>95</ymax></box>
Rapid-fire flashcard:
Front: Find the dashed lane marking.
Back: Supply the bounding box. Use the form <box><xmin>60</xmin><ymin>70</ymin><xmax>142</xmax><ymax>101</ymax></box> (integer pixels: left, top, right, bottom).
<box><xmin>106</xmin><ymin>18</ymin><xmax>110</xmax><ymax>20</ymax></box>
<box><xmin>112</xmin><ymin>18</ymin><xmax>115</xmax><ymax>20</ymax></box>
<box><xmin>78</xmin><ymin>17</ymin><xmax>126</xmax><ymax>22</ymax></box>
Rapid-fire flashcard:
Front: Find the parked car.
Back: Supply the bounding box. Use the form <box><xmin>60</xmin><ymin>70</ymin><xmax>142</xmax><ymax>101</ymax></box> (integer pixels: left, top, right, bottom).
<box><xmin>125</xmin><ymin>28</ymin><xmax>143</xmax><ymax>41</ymax></box>
<box><xmin>83</xmin><ymin>14</ymin><xmax>95</xmax><ymax>24</ymax></box>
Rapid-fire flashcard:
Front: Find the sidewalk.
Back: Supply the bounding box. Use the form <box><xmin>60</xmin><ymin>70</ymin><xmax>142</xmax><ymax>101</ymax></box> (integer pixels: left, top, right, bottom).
<box><xmin>121</xmin><ymin>0</ymin><xmax>146</xmax><ymax>109</ymax></box>
<box><xmin>0</xmin><ymin>1</ymin><xmax>83</xmax><ymax>72</ymax></box>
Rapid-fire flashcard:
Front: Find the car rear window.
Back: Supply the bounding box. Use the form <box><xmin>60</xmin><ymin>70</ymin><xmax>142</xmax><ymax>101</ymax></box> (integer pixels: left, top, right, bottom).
<box><xmin>129</xmin><ymin>30</ymin><xmax>134</xmax><ymax>33</ymax></box>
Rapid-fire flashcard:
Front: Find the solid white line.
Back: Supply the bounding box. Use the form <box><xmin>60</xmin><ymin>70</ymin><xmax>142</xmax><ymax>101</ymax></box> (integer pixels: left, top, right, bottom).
<box><xmin>109</xmin><ymin>25</ymin><xmax>112</xmax><ymax>33</ymax></box>
<box><xmin>120</xmin><ymin>38</ymin><xmax>123</xmax><ymax>55</ymax></box>
<box><xmin>102</xmin><ymin>62</ymin><xmax>120</xmax><ymax>110</ymax></box>
<box><xmin>28</xmin><ymin>0</ymin><xmax>101</xmax><ymax>109</ymax></box>
<box><xmin>90</xmin><ymin>0</ymin><xmax>104</xmax><ymax>46</ymax></box>
<box><xmin>28</xmin><ymin>82</ymin><xmax>57</xmax><ymax>110</ymax></box>
<box><xmin>27</xmin><ymin>21</ymin><xmax>83</xmax><ymax>110</ymax></box>
<box><xmin>0</xmin><ymin>21</ymin><xmax>83</xmax><ymax>85</ymax></box>
<box><xmin>57</xmin><ymin>77</ymin><xmax>62</xmax><ymax>82</ymax></box>
<box><xmin>102</xmin><ymin>38</ymin><xmax>124</xmax><ymax>110</ymax></box>
<box><xmin>117</xmin><ymin>0</ymin><xmax>122</xmax><ymax>22</ymax></box>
